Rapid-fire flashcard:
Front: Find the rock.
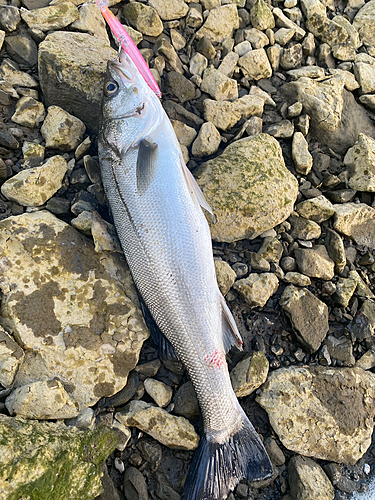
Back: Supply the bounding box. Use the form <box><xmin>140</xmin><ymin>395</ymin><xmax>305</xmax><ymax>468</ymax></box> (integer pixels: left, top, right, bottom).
<box><xmin>0</xmin><ymin>414</ymin><xmax>117</xmax><ymax>500</ymax></box>
<box><xmin>233</xmin><ymin>95</ymin><xmax>264</xmax><ymax>119</ymax></box>
<box><xmin>353</xmin><ymin>0</ymin><xmax>375</xmax><ymax>46</ymax></box>
<box><xmin>165</xmin><ymin>72</ymin><xmax>195</xmax><ymax>104</ymax></box>
<box><xmin>257</xmin><ymin>366</ymin><xmax>375</xmax><ymax>465</ymax></box>
<box><xmin>71</xmin><ymin>211</ymin><xmax>93</xmax><ymax>235</ymax></box>
<box><xmin>250</xmin><ymin>0</ymin><xmax>275</xmax><ymax>30</ymax></box>
<box><xmin>144</xmin><ymin>378</ymin><xmax>173</xmax><ymax>408</ymax></box>
<box><xmin>135</xmin><ymin>359</ymin><xmax>161</xmax><ymax>377</ymax></box>
<box><xmin>246</xmin><ymin>251</ymin><xmax>271</xmax><ymax>271</ymax></box>
<box><xmin>38</xmin><ymin>32</ymin><xmax>116</xmax><ymax>131</ymax></box>
<box><xmin>0</xmin><ymin>6</ymin><xmax>20</xmax><ymax>32</ymax></box>
<box><xmin>246</xmin><ymin>116</ymin><xmax>263</xmax><ymax>136</ymax></box>
<box><xmin>123</xmin><ymin>467</ymin><xmax>148</xmax><ymax>500</ymax></box>
<box><xmin>244</xmin><ymin>27</ymin><xmax>269</xmax><ymax>49</ymax></box>
<box><xmin>284</xmin><ymin>272</ymin><xmax>311</xmax><ymax>286</ymax></box>
<box><xmin>200</xmin><ymin>67</ymin><xmax>238</xmax><ymax>101</ymax></box>
<box><xmin>203</xmin><ymin>100</ymin><xmax>241</xmax><ymax>131</ymax></box>
<box><xmin>233</xmin><ymin>273</ymin><xmax>279</xmax><ymax>307</ymax></box>
<box><xmin>173</xmin><ymin>381</ymin><xmax>200</xmax><ymax>420</ymax></box>
<box><xmin>171</xmin><ymin>120</ymin><xmax>197</xmax><ymax>147</ymax></box>
<box><xmin>196</xmin><ymin>36</ymin><xmax>216</xmax><ymax>60</ymax></box>
<box><xmin>347</xmin><ymin>300</ymin><xmax>375</xmax><ymax>340</ymax></box>
<box><xmin>66</xmin><ymin>407</ymin><xmax>95</xmax><ymax>430</ymax></box>
<box><xmin>344</xmin><ymin>134</ymin><xmax>375</xmax><ymax>192</ymax></box>
<box><xmin>334</xmin><ymin>277</ymin><xmax>357</xmax><ymax>307</ymax></box>
<box><xmin>116</xmin><ymin>400</ymin><xmax>199</xmax><ymax>450</ymax></box>
<box><xmin>196</xmin><ymin>4</ymin><xmax>239</xmax><ymax>43</ymax></box>
<box><xmin>197</xmin><ymin>134</ymin><xmax>298</xmax><ymax>242</ymax></box>
<box><xmin>11</xmin><ymin>96</ymin><xmax>45</xmax><ymax>128</ymax></box>
<box><xmin>348</xmin><ymin>270</ymin><xmax>375</xmax><ymax>299</ymax></box>
<box><xmin>273</xmin><ymin>7</ymin><xmax>306</xmax><ymax>39</ymax></box>
<box><xmin>4</xmin><ymin>34</ymin><xmax>38</xmax><ymax>67</ymax></box>
<box><xmin>0</xmin><ymin>130</ymin><xmax>18</xmax><ymax>150</ymax></box>
<box><xmin>0</xmin><ymin>211</ymin><xmax>148</xmax><ymax>412</ymax></box>
<box><xmin>155</xmin><ymin>474</ymin><xmax>181</xmax><ymax>500</ymax></box>
<box><xmin>186</xmin><ymin>3</ymin><xmax>203</xmax><ymax>28</ymax></box>
<box><xmin>164</xmin><ymin>100</ymin><xmax>204</xmax><ymax>128</ymax></box>
<box><xmin>6</xmin><ymin>379</ymin><xmax>79</xmax><ymax>419</ymax></box>
<box><xmin>70</xmin><ymin>3</ymin><xmax>108</xmax><ymax>42</ymax></box>
<box><xmin>21</xmin><ymin>2</ymin><xmax>79</xmax><ymax>31</ymax></box>
<box><xmin>0</xmin><ymin>327</ymin><xmax>24</xmax><ymax>388</ymax></box>
<box><xmin>234</xmin><ymin>40</ymin><xmax>252</xmax><ymax>57</ymax></box>
<box><xmin>264</xmin><ymin>436</ymin><xmax>285</xmax><ymax>466</ymax></box>
<box><xmin>41</xmin><ymin>106</ymin><xmax>85</xmax><ymax>151</ymax></box>
<box><xmin>258</xmin><ymin>237</ymin><xmax>283</xmax><ymax>263</ymax></box>
<box><xmin>192</xmin><ymin>122</ymin><xmax>221</xmax><ymax>157</ymax></box>
<box><xmin>281</xmin><ymin>76</ymin><xmax>375</xmax><ymax>154</ymax></box>
<box><xmin>266</xmin><ymin>120</ymin><xmax>294</xmax><ymax>139</ymax></box>
<box><xmin>294</xmin><ymin>245</ymin><xmax>335</xmax><ymax>280</ymax></box>
<box><xmin>325</xmin><ymin>228</ymin><xmax>346</xmax><ymax>274</ymax></box>
<box><xmin>292</xmin><ymin>131</ymin><xmax>313</xmax><ymax>174</ymax></box>
<box><xmin>267</xmin><ymin>44</ymin><xmax>282</xmax><ymax>71</ymax></box>
<box><xmin>91</xmin><ymin>212</ymin><xmax>122</xmax><ymax>254</ymax></box>
<box><xmin>0</xmin><ymin>58</ymin><xmax>37</xmax><ymax>88</ymax></box>
<box><xmin>123</xmin><ymin>2</ymin><xmax>163</xmax><ymax>37</ymax></box>
<box><xmin>189</xmin><ymin>52</ymin><xmax>208</xmax><ymax>77</ymax></box>
<box><xmin>230</xmin><ymin>351</ymin><xmax>269</xmax><ymax>397</ymax></box>
<box><xmin>333</xmin><ymin>203</ymin><xmax>375</xmax><ymax>249</ymax></box>
<box><xmin>149</xmin><ymin>0</ymin><xmax>188</xmax><ymax>20</ymax></box>
<box><xmin>280</xmin><ymin>43</ymin><xmax>303</xmax><ymax>70</ymax></box>
<box><xmin>21</xmin><ymin>142</ymin><xmax>44</xmax><ymax>169</ymax></box>
<box><xmin>214</xmin><ymin>259</ymin><xmax>236</xmax><ymax>296</ymax></box>
<box><xmin>274</xmin><ymin>27</ymin><xmax>295</xmax><ymax>46</ymax></box>
<box><xmin>295</xmin><ymin>195</ymin><xmax>335</xmax><ymax>223</ymax></box>
<box><xmin>356</xmin><ymin>350</ymin><xmax>375</xmax><ymax>370</ymax></box>
<box><xmin>354</xmin><ymin>62</ymin><xmax>375</xmax><ymax>94</ymax></box>
<box><xmin>325</xmin><ymin>335</ymin><xmax>355</xmax><ymax>366</ymax></box>
<box><xmin>289</xmin><ymin>456</ymin><xmax>335</xmax><ymax>500</ymax></box>
<box><xmin>280</xmin><ymin>286</ymin><xmax>329</xmax><ymax>352</ymax></box>
<box><xmin>1</xmin><ymin>155</ymin><xmax>69</xmax><ymax>207</ymax></box>
<box><xmin>137</xmin><ymin>438</ymin><xmax>162</xmax><ymax>472</ymax></box>
<box><xmin>238</xmin><ymin>48</ymin><xmax>272</xmax><ymax>80</ymax></box>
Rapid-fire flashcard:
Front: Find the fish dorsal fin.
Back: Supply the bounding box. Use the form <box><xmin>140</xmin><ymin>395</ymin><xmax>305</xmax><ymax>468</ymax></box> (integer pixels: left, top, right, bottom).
<box><xmin>180</xmin><ymin>156</ymin><xmax>213</xmax><ymax>215</ymax></box>
<box><xmin>136</xmin><ymin>139</ymin><xmax>158</xmax><ymax>195</ymax></box>
<box><xmin>220</xmin><ymin>294</ymin><xmax>243</xmax><ymax>352</ymax></box>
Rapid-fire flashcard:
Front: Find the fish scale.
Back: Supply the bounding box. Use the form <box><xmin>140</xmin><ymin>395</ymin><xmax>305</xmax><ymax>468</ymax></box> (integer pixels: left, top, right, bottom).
<box><xmin>98</xmin><ymin>49</ymin><xmax>273</xmax><ymax>500</ymax></box>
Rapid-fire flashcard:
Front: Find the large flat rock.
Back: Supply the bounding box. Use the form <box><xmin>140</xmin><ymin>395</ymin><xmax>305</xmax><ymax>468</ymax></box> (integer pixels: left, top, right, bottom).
<box><xmin>0</xmin><ymin>211</ymin><xmax>149</xmax><ymax>416</ymax></box>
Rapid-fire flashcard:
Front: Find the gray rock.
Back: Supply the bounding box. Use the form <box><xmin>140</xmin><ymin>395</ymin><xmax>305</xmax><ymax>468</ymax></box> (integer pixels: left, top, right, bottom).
<box><xmin>250</xmin><ymin>0</ymin><xmax>275</xmax><ymax>30</ymax></box>
<box><xmin>196</xmin><ymin>36</ymin><xmax>216</xmax><ymax>60</ymax></box>
<box><xmin>246</xmin><ymin>251</ymin><xmax>271</xmax><ymax>271</ymax></box>
<box><xmin>359</xmin><ymin>94</ymin><xmax>375</xmax><ymax>110</ymax></box>
<box><xmin>155</xmin><ymin>474</ymin><xmax>181</xmax><ymax>500</ymax></box>
<box><xmin>197</xmin><ymin>134</ymin><xmax>298</xmax><ymax>242</ymax></box>
<box><xmin>333</xmin><ymin>202</ymin><xmax>375</xmax><ymax>249</ymax></box>
<box><xmin>289</xmin><ymin>456</ymin><xmax>335</xmax><ymax>500</ymax></box>
<box><xmin>217</xmin><ymin>51</ymin><xmax>238</xmax><ymax>78</ymax></box>
<box><xmin>292</xmin><ymin>131</ymin><xmax>313</xmax><ymax>174</ymax></box>
<box><xmin>70</xmin><ymin>3</ymin><xmax>109</xmax><ymax>42</ymax></box>
<box><xmin>144</xmin><ymin>378</ymin><xmax>173</xmax><ymax>408</ymax></box>
<box><xmin>233</xmin><ymin>94</ymin><xmax>264</xmax><ymax>119</ymax></box>
<box><xmin>189</xmin><ymin>52</ymin><xmax>208</xmax><ymax>77</ymax></box>
<box><xmin>196</xmin><ymin>4</ymin><xmax>239</xmax><ymax>43</ymax></box>
<box><xmin>280</xmin><ymin>285</ymin><xmax>329</xmax><ymax>352</ymax></box>
<box><xmin>244</xmin><ymin>27</ymin><xmax>269</xmax><ymax>49</ymax></box>
<box><xmin>267</xmin><ymin>43</ymin><xmax>282</xmax><ymax>71</ymax></box>
<box><xmin>165</xmin><ymin>71</ymin><xmax>196</xmax><ymax>103</ymax></box>
<box><xmin>200</xmin><ymin>67</ymin><xmax>238</xmax><ymax>101</ymax></box>
<box><xmin>280</xmin><ymin>43</ymin><xmax>303</xmax><ymax>70</ymax></box>
<box><xmin>186</xmin><ymin>3</ymin><xmax>203</xmax><ymax>28</ymax></box>
<box><xmin>347</xmin><ymin>300</ymin><xmax>375</xmax><ymax>340</ymax></box>
<box><xmin>135</xmin><ymin>359</ymin><xmax>161</xmax><ymax>377</ymax></box>
<box><xmin>11</xmin><ymin>96</ymin><xmax>45</xmax><ymax>128</ymax></box>
<box><xmin>154</xmin><ymin>38</ymin><xmax>183</xmax><ymax>73</ymax></box>
<box><xmin>344</xmin><ymin>134</ymin><xmax>375</xmax><ymax>192</ymax></box>
<box><xmin>257</xmin><ymin>366</ymin><xmax>375</xmax><ymax>465</ymax></box>
<box><xmin>284</xmin><ymin>272</ymin><xmax>311</xmax><ymax>286</ymax></box>
<box><xmin>0</xmin><ymin>6</ymin><xmax>20</xmax><ymax>32</ymax></box>
<box><xmin>137</xmin><ymin>438</ymin><xmax>162</xmax><ymax>472</ymax></box>
<box><xmin>123</xmin><ymin>467</ymin><xmax>148</xmax><ymax>500</ymax></box>
<box><xmin>325</xmin><ymin>228</ymin><xmax>346</xmax><ymax>274</ymax></box>
<box><xmin>149</xmin><ymin>0</ymin><xmax>188</xmax><ymax>20</ymax></box>
<box><xmin>354</xmin><ymin>62</ymin><xmax>375</xmax><ymax>94</ymax></box>
<box><xmin>356</xmin><ymin>350</ymin><xmax>375</xmax><ymax>370</ymax></box>
<box><xmin>0</xmin><ymin>211</ymin><xmax>148</xmax><ymax>412</ymax></box>
<box><xmin>214</xmin><ymin>259</ymin><xmax>236</xmax><ymax>296</ymax></box>
<box><xmin>0</xmin><ymin>414</ymin><xmax>117</xmax><ymax>500</ymax></box>
<box><xmin>123</xmin><ymin>2</ymin><xmax>163</xmax><ymax>36</ymax></box>
<box><xmin>46</xmin><ymin>196</ymin><xmax>71</xmax><ymax>215</ymax></box>
<box><xmin>116</xmin><ymin>400</ymin><xmax>199</xmax><ymax>450</ymax></box>
<box><xmin>288</xmin><ymin>101</ymin><xmax>303</xmax><ymax>118</ymax></box>
<box><xmin>38</xmin><ymin>32</ymin><xmax>116</xmax><ymax>131</ymax></box>
<box><xmin>353</xmin><ymin>0</ymin><xmax>375</xmax><ymax>47</ymax></box>
<box><xmin>1</xmin><ymin>155</ymin><xmax>69</xmax><ymax>207</ymax></box>
<box><xmin>192</xmin><ymin>122</ymin><xmax>221</xmax><ymax>157</ymax></box>
<box><xmin>334</xmin><ymin>277</ymin><xmax>357</xmax><ymax>307</ymax></box>
<box><xmin>325</xmin><ymin>335</ymin><xmax>355</xmax><ymax>366</ymax></box>
<box><xmin>246</xmin><ymin>116</ymin><xmax>263</xmax><ymax>136</ymax></box>
<box><xmin>348</xmin><ymin>269</ymin><xmax>375</xmax><ymax>299</ymax></box>
<box><xmin>21</xmin><ymin>2</ymin><xmax>79</xmax><ymax>31</ymax></box>
<box><xmin>173</xmin><ymin>381</ymin><xmax>200</xmax><ymax>420</ymax></box>
<box><xmin>0</xmin><ymin>327</ymin><xmax>24</xmax><ymax>388</ymax></box>
<box><xmin>258</xmin><ymin>236</ymin><xmax>283</xmax><ymax>263</ymax></box>
<box><xmin>230</xmin><ymin>351</ymin><xmax>269</xmax><ymax>397</ymax></box>
<box><xmin>41</xmin><ymin>106</ymin><xmax>85</xmax><ymax>151</ymax></box>
<box><xmin>296</xmin><ymin>195</ymin><xmax>335</xmax><ymax>223</ymax></box>
<box><xmin>171</xmin><ymin>120</ymin><xmax>197</xmax><ymax>148</ymax></box>
<box><xmin>0</xmin><ymin>58</ymin><xmax>37</xmax><ymax>88</ymax></box>
<box><xmin>266</xmin><ymin>120</ymin><xmax>294</xmax><ymax>138</ymax></box>
<box><xmin>4</xmin><ymin>34</ymin><xmax>38</xmax><ymax>66</ymax></box>
<box><xmin>273</xmin><ymin>7</ymin><xmax>306</xmax><ymax>39</ymax></box>
<box><xmin>21</xmin><ymin>141</ymin><xmax>44</xmax><ymax>169</ymax></box>
<box><xmin>238</xmin><ymin>48</ymin><xmax>272</xmax><ymax>80</ymax></box>
<box><xmin>234</xmin><ymin>40</ymin><xmax>252</xmax><ymax>57</ymax></box>
<box><xmin>91</xmin><ymin>212</ymin><xmax>122</xmax><ymax>254</ymax></box>
<box><xmin>233</xmin><ymin>273</ymin><xmax>279</xmax><ymax>307</ymax></box>
<box><xmin>294</xmin><ymin>245</ymin><xmax>335</xmax><ymax>280</ymax></box>
<box><xmin>274</xmin><ymin>28</ymin><xmax>295</xmax><ymax>46</ymax></box>
<box><xmin>0</xmin><ymin>129</ymin><xmax>18</xmax><ymax>149</ymax></box>
<box><xmin>264</xmin><ymin>436</ymin><xmax>285</xmax><ymax>466</ymax></box>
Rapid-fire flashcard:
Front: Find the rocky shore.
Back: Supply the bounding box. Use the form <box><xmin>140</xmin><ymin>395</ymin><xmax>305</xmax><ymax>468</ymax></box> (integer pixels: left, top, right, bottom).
<box><xmin>0</xmin><ymin>0</ymin><xmax>374</xmax><ymax>499</ymax></box>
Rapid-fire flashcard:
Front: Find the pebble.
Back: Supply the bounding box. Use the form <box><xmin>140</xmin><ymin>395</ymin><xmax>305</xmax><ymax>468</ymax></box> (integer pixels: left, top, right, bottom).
<box><xmin>144</xmin><ymin>378</ymin><xmax>173</xmax><ymax>408</ymax></box>
<box><xmin>200</xmin><ymin>67</ymin><xmax>238</xmax><ymax>101</ymax></box>
<box><xmin>230</xmin><ymin>351</ymin><xmax>269</xmax><ymax>397</ymax></box>
<box><xmin>41</xmin><ymin>106</ymin><xmax>85</xmax><ymax>151</ymax></box>
<box><xmin>289</xmin><ymin>456</ymin><xmax>335</xmax><ymax>500</ymax></box>
<box><xmin>296</xmin><ymin>195</ymin><xmax>335</xmax><ymax>223</ymax></box>
<box><xmin>233</xmin><ymin>273</ymin><xmax>279</xmax><ymax>308</ymax></box>
<box><xmin>250</xmin><ymin>0</ymin><xmax>275</xmax><ymax>30</ymax></box>
<box><xmin>21</xmin><ymin>2</ymin><xmax>79</xmax><ymax>31</ymax></box>
<box><xmin>238</xmin><ymin>48</ymin><xmax>272</xmax><ymax>80</ymax></box>
<box><xmin>0</xmin><ymin>5</ymin><xmax>20</xmax><ymax>32</ymax></box>
<box><xmin>123</xmin><ymin>2</ymin><xmax>163</xmax><ymax>37</ymax></box>
<box><xmin>214</xmin><ymin>259</ymin><xmax>236</xmax><ymax>296</ymax></box>
<box><xmin>266</xmin><ymin>120</ymin><xmax>294</xmax><ymax>138</ymax></box>
<box><xmin>292</xmin><ymin>132</ymin><xmax>313</xmax><ymax>175</ymax></box>
<box><xmin>123</xmin><ymin>467</ymin><xmax>148</xmax><ymax>500</ymax></box>
<box><xmin>4</xmin><ymin>34</ymin><xmax>38</xmax><ymax>67</ymax></box>
<box><xmin>294</xmin><ymin>245</ymin><xmax>335</xmax><ymax>280</ymax></box>
<box><xmin>11</xmin><ymin>97</ymin><xmax>45</xmax><ymax>129</ymax></box>
<box><xmin>196</xmin><ymin>4</ymin><xmax>239</xmax><ymax>44</ymax></box>
<box><xmin>192</xmin><ymin>121</ymin><xmax>221</xmax><ymax>157</ymax></box>
<box><xmin>173</xmin><ymin>381</ymin><xmax>200</xmax><ymax>420</ymax></box>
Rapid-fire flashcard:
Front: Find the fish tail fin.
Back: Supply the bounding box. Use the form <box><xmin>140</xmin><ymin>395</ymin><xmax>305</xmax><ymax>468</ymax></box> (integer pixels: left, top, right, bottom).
<box><xmin>181</xmin><ymin>409</ymin><xmax>273</xmax><ymax>500</ymax></box>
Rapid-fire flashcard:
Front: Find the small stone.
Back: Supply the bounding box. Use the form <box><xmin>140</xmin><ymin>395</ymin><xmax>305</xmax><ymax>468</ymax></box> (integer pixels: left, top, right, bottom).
<box><xmin>148</xmin><ymin>0</ymin><xmax>188</xmax><ymax>21</ymax></box>
<box><xmin>186</xmin><ymin>3</ymin><xmax>203</xmax><ymax>28</ymax></box>
<box><xmin>0</xmin><ymin>130</ymin><xmax>18</xmax><ymax>150</ymax></box>
<box><xmin>6</xmin><ymin>379</ymin><xmax>79</xmax><ymax>419</ymax></box>
<box><xmin>244</xmin><ymin>27</ymin><xmax>269</xmax><ymax>49</ymax></box>
<box><xmin>246</xmin><ymin>251</ymin><xmax>270</xmax><ymax>271</ymax></box>
<box><xmin>264</xmin><ymin>436</ymin><xmax>285</xmax><ymax>466</ymax></box>
<box><xmin>233</xmin><ymin>273</ymin><xmax>279</xmax><ymax>307</ymax></box>
<box><xmin>280</xmin><ymin>256</ymin><xmax>297</xmax><ymax>272</ymax></box>
<box><xmin>267</xmin><ymin>44</ymin><xmax>282</xmax><ymax>71</ymax></box>
<box><xmin>46</xmin><ymin>196</ymin><xmax>71</xmax><ymax>215</ymax></box>
<box><xmin>280</xmin><ymin>285</ymin><xmax>329</xmax><ymax>352</ymax></box>
<box><xmin>21</xmin><ymin>2</ymin><xmax>79</xmax><ymax>31</ymax></box>
<box><xmin>349</xmin><ymin>270</ymin><xmax>375</xmax><ymax>299</ymax></box>
<box><xmin>196</xmin><ymin>36</ymin><xmax>216</xmax><ymax>60</ymax></box>
<box><xmin>137</xmin><ymin>439</ymin><xmax>162</xmax><ymax>472</ymax></box>
<box><xmin>289</xmin><ymin>456</ymin><xmax>335</xmax><ymax>500</ymax></box>
<box><xmin>0</xmin><ymin>327</ymin><xmax>24</xmax><ymax>388</ymax></box>
<box><xmin>325</xmin><ymin>335</ymin><xmax>355</xmax><ymax>366</ymax></box>
<box><xmin>170</xmin><ymin>29</ymin><xmax>186</xmax><ymax>51</ymax></box>
<box><xmin>347</xmin><ymin>300</ymin><xmax>375</xmax><ymax>339</ymax></box>
<box><xmin>196</xmin><ymin>4</ymin><xmax>239</xmax><ymax>43</ymax></box>
<box><xmin>266</xmin><ymin>120</ymin><xmax>294</xmax><ymax>138</ymax></box>
<box><xmin>280</xmin><ymin>43</ymin><xmax>303</xmax><ymax>70</ymax></box>
<box><xmin>344</xmin><ymin>134</ymin><xmax>375</xmax><ymax>192</ymax></box>
<box><xmin>233</xmin><ymin>94</ymin><xmax>264</xmax><ymax>119</ymax></box>
<box><xmin>230</xmin><ymin>351</ymin><xmax>269</xmax><ymax>397</ymax></box>
<box><xmin>144</xmin><ymin>378</ymin><xmax>173</xmax><ymax>408</ymax></box>
<box><xmin>116</xmin><ymin>400</ymin><xmax>199</xmax><ymax>450</ymax></box>
<box><xmin>11</xmin><ymin>96</ymin><xmax>45</xmax><ymax>128</ymax></box>
<box><xmin>70</xmin><ymin>3</ymin><xmax>108</xmax><ymax>42</ymax></box>
<box><xmin>217</xmin><ymin>51</ymin><xmax>239</xmax><ymax>77</ymax></box>
<box><xmin>288</xmin><ymin>101</ymin><xmax>303</xmax><ymax>118</ymax></box>
<box><xmin>200</xmin><ymin>67</ymin><xmax>238</xmax><ymax>101</ymax></box>
<box><xmin>246</xmin><ymin>116</ymin><xmax>263</xmax><ymax>136</ymax></box>
<box><xmin>41</xmin><ymin>106</ymin><xmax>85</xmax><ymax>151</ymax></box>
<box><xmin>296</xmin><ymin>114</ymin><xmax>310</xmax><ymax>136</ymax></box>
<box><xmin>234</xmin><ymin>40</ymin><xmax>252</xmax><ymax>57</ymax></box>
<box><xmin>71</xmin><ymin>211</ymin><xmax>93</xmax><ymax>235</ymax></box>
<box><xmin>0</xmin><ymin>5</ymin><xmax>20</xmax><ymax>32</ymax></box>
<box><xmin>238</xmin><ymin>48</ymin><xmax>272</xmax><ymax>80</ymax></box>
<box><xmin>123</xmin><ymin>2</ymin><xmax>163</xmax><ymax>37</ymax></box>
<box><xmin>192</xmin><ymin>122</ymin><xmax>221</xmax><ymax>157</ymax></box>
<box><xmin>214</xmin><ymin>259</ymin><xmax>236</xmax><ymax>296</ymax></box>
<box><xmin>296</xmin><ymin>195</ymin><xmax>335</xmax><ymax>223</ymax></box>
<box><xmin>250</xmin><ymin>0</ymin><xmax>275</xmax><ymax>30</ymax></box>
<box><xmin>65</xmin><ymin>407</ymin><xmax>95</xmax><ymax>430</ymax></box>
<box><xmin>165</xmin><ymin>71</ymin><xmax>196</xmax><ymax>103</ymax></box>
<box><xmin>4</xmin><ymin>34</ymin><xmax>38</xmax><ymax>67</ymax></box>
<box><xmin>22</xmin><ymin>141</ymin><xmax>45</xmax><ymax>169</ymax></box>
<box><xmin>356</xmin><ymin>350</ymin><xmax>375</xmax><ymax>370</ymax></box>
<box><xmin>75</xmin><ymin>137</ymin><xmax>91</xmax><ymax>161</ymax></box>
<box><xmin>173</xmin><ymin>381</ymin><xmax>200</xmax><ymax>420</ymax></box>
<box><xmin>273</xmin><ymin>8</ymin><xmax>306</xmax><ymax>40</ymax></box>
<box><xmin>353</xmin><ymin>62</ymin><xmax>375</xmax><ymax>94</ymax></box>
<box><xmin>154</xmin><ymin>38</ymin><xmax>183</xmax><ymax>73</ymax></box>
<box><xmin>189</xmin><ymin>52</ymin><xmax>208</xmax><ymax>77</ymax></box>
<box><xmin>171</xmin><ymin>120</ymin><xmax>197</xmax><ymax>147</ymax></box>
<box><xmin>294</xmin><ymin>245</ymin><xmax>335</xmax><ymax>280</ymax></box>
<box><xmin>292</xmin><ymin>132</ymin><xmax>313</xmax><ymax>175</ymax></box>
<box><xmin>274</xmin><ymin>28</ymin><xmax>295</xmax><ymax>46</ymax></box>
<box><xmin>1</xmin><ymin>155</ymin><xmax>69</xmax><ymax>207</ymax></box>
<box><xmin>359</xmin><ymin>94</ymin><xmax>375</xmax><ymax>111</ymax></box>
<box><xmin>135</xmin><ymin>359</ymin><xmax>161</xmax><ymax>378</ymax></box>
<box><xmin>258</xmin><ymin>236</ymin><xmax>283</xmax><ymax>263</ymax></box>
<box><xmin>334</xmin><ymin>277</ymin><xmax>357</xmax><ymax>307</ymax></box>
<box><xmin>333</xmin><ymin>203</ymin><xmax>375</xmax><ymax>250</ymax></box>
<box><xmin>284</xmin><ymin>272</ymin><xmax>311</xmax><ymax>286</ymax></box>
<box><xmin>203</xmin><ymin>99</ymin><xmax>242</xmax><ymax>131</ymax></box>
<box><xmin>123</xmin><ymin>467</ymin><xmax>148</xmax><ymax>500</ymax></box>
<box><xmin>325</xmin><ymin>228</ymin><xmax>346</xmax><ymax>274</ymax></box>
<box><xmin>302</xmin><ymin>32</ymin><xmax>316</xmax><ymax>55</ymax></box>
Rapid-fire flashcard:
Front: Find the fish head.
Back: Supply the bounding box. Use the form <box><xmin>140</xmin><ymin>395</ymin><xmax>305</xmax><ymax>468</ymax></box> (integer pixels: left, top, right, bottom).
<box><xmin>100</xmin><ymin>49</ymin><xmax>152</xmax><ymax>123</ymax></box>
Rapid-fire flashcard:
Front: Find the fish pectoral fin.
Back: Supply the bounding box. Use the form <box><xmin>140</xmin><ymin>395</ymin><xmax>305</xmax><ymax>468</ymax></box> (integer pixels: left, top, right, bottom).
<box><xmin>136</xmin><ymin>139</ymin><xmax>158</xmax><ymax>195</ymax></box>
<box><xmin>220</xmin><ymin>294</ymin><xmax>243</xmax><ymax>352</ymax></box>
<box><xmin>180</xmin><ymin>157</ymin><xmax>213</xmax><ymax>215</ymax></box>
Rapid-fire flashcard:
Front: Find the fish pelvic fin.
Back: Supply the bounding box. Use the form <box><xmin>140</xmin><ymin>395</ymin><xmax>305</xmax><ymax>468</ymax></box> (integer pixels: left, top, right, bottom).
<box><xmin>220</xmin><ymin>294</ymin><xmax>243</xmax><ymax>352</ymax></box>
<box><xmin>181</xmin><ymin>408</ymin><xmax>273</xmax><ymax>500</ymax></box>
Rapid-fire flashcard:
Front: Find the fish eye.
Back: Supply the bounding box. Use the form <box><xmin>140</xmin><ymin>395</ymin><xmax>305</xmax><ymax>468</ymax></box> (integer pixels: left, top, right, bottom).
<box><xmin>104</xmin><ymin>80</ymin><xmax>119</xmax><ymax>97</ymax></box>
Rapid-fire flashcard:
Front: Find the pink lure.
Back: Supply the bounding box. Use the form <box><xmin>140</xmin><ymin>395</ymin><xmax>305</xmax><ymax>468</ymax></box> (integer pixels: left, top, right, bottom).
<box><xmin>96</xmin><ymin>0</ymin><xmax>162</xmax><ymax>98</ymax></box>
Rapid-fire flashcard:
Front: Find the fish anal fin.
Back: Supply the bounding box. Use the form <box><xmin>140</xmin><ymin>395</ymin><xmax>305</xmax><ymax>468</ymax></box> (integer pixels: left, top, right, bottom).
<box><xmin>180</xmin><ymin>156</ymin><xmax>213</xmax><ymax>215</ymax></box>
<box><xmin>136</xmin><ymin>139</ymin><xmax>158</xmax><ymax>195</ymax></box>
<box><xmin>220</xmin><ymin>294</ymin><xmax>243</xmax><ymax>352</ymax></box>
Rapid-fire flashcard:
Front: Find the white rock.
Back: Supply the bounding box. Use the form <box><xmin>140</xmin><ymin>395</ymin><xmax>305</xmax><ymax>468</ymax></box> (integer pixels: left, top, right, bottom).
<box><xmin>144</xmin><ymin>378</ymin><xmax>173</xmax><ymax>407</ymax></box>
<box><xmin>333</xmin><ymin>203</ymin><xmax>375</xmax><ymax>249</ymax></box>
<box><xmin>344</xmin><ymin>133</ymin><xmax>375</xmax><ymax>192</ymax></box>
<box><xmin>41</xmin><ymin>106</ymin><xmax>86</xmax><ymax>151</ymax></box>
<box><xmin>192</xmin><ymin>121</ymin><xmax>221</xmax><ymax>157</ymax></box>
<box><xmin>233</xmin><ymin>273</ymin><xmax>279</xmax><ymax>307</ymax></box>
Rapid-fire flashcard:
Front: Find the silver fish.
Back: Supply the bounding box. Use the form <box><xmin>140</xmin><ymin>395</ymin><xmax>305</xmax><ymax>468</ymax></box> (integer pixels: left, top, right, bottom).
<box><xmin>98</xmin><ymin>49</ymin><xmax>273</xmax><ymax>500</ymax></box>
